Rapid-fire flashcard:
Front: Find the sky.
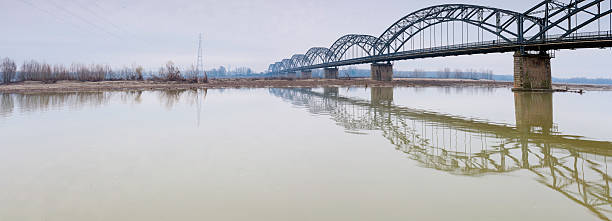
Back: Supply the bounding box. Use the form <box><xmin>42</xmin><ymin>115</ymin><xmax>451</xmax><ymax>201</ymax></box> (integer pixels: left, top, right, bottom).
<box><xmin>1</xmin><ymin>0</ymin><xmax>612</xmax><ymax>77</ymax></box>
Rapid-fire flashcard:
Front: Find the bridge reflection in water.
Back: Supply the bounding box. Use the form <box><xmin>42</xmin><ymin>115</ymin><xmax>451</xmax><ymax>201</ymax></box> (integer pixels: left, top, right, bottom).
<box><xmin>270</xmin><ymin>87</ymin><xmax>612</xmax><ymax>220</ymax></box>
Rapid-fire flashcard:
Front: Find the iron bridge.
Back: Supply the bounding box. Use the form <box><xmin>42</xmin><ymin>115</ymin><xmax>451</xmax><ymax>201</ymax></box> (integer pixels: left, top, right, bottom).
<box><xmin>268</xmin><ymin>0</ymin><xmax>612</xmax><ymax>74</ymax></box>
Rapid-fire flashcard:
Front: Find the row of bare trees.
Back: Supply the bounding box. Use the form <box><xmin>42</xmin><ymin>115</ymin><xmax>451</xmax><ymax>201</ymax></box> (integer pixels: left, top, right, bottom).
<box><xmin>410</xmin><ymin>68</ymin><xmax>494</xmax><ymax>80</ymax></box>
<box><xmin>18</xmin><ymin>61</ymin><xmax>112</xmax><ymax>82</ymax></box>
<box><xmin>19</xmin><ymin>60</ymin><xmax>143</xmax><ymax>82</ymax></box>
<box><xmin>0</xmin><ymin>58</ymin><xmax>207</xmax><ymax>84</ymax></box>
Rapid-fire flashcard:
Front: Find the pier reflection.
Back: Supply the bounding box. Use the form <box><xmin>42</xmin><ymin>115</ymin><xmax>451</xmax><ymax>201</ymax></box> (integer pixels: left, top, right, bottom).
<box><xmin>515</xmin><ymin>92</ymin><xmax>555</xmax><ymax>135</ymax></box>
<box><xmin>270</xmin><ymin>87</ymin><xmax>612</xmax><ymax>220</ymax></box>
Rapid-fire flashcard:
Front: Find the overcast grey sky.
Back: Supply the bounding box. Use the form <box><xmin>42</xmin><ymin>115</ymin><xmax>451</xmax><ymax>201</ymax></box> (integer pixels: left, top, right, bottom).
<box><xmin>1</xmin><ymin>0</ymin><xmax>611</xmax><ymax>77</ymax></box>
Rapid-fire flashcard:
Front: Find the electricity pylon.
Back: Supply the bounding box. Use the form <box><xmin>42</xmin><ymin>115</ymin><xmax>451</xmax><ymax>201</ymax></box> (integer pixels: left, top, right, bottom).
<box><xmin>196</xmin><ymin>33</ymin><xmax>207</xmax><ymax>82</ymax></box>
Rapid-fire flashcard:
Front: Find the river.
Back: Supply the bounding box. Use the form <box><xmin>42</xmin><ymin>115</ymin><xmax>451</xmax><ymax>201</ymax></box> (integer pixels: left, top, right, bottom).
<box><xmin>0</xmin><ymin>87</ymin><xmax>611</xmax><ymax>221</ymax></box>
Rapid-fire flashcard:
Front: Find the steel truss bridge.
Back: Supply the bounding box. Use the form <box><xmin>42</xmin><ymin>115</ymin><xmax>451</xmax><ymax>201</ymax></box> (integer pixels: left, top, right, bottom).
<box><xmin>270</xmin><ymin>87</ymin><xmax>612</xmax><ymax>220</ymax></box>
<box><xmin>268</xmin><ymin>0</ymin><xmax>612</xmax><ymax>74</ymax></box>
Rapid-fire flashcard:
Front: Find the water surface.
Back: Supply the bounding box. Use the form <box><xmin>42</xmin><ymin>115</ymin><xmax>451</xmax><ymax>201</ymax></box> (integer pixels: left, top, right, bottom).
<box><xmin>1</xmin><ymin>87</ymin><xmax>611</xmax><ymax>221</ymax></box>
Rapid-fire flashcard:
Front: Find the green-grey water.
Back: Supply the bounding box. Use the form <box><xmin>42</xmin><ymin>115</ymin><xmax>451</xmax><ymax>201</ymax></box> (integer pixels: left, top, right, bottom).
<box><xmin>0</xmin><ymin>87</ymin><xmax>611</xmax><ymax>221</ymax></box>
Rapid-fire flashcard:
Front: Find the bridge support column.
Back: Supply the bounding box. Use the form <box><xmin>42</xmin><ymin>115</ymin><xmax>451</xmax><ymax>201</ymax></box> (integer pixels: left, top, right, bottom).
<box><xmin>513</xmin><ymin>52</ymin><xmax>552</xmax><ymax>91</ymax></box>
<box><xmin>287</xmin><ymin>72</ymin><xmax>297</xmax><ymax>79</ymax></box>
<box><xmin>301</xmin><ymin>70</ymin><xmax>312</xmax><ymax>79</ymax></box>
<box><xmin>371</xmin><ymin>63</ymin><xmax>393</xmax><ymax>81</ymax></box>
<box><xmin>324</xmin><ymin>68</ymin><xmax>338</xmax><ymax>79</ymax></box>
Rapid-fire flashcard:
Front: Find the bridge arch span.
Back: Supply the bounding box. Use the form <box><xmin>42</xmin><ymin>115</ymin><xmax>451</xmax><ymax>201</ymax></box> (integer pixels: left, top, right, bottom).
<box><xmin>327</xmin><ymin>34</ymin><xmax>381</xmax><ymax>62</ymax></box>
<box><xmin>270</xmin><ymin>62</ymin><xmax>283</xmax><ymax>73</ymax></box>
<box><xmin>304</xmin><ymin>47</ymin><xmax>332</xmax><ymax>66</ymax></box>
<box><xmin>280</xmin><ymin>59</ymin><xmax>292</xmax><ymax>71</ymax></box>
<box><xmin>290</xmin><ymin>54</ymin><xmax>306</xmax><ymax>69</ymax></box>
<box><xmin>267</xmin><ymin>64</ymin><xmax>276</xmax><ymax>73</ymax></box>
<box><xmin>375</xmin><ymin>4</ymin><xmax>542</xmax><ymax>54</ymax></box>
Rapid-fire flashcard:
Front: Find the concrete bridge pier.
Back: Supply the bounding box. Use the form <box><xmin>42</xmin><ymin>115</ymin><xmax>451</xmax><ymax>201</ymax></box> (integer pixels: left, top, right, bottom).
<box><xmin>513</xmin><ymin>51</ymin><xmax>552</xmax><ymax>91</ymax></box>
<box><xmin>287</xmin><ymin>72</ymin><xmax>297</xmax><ymax>79</ymax></box>
<box><xmin>301</xmin><ymin>70</ymin><xmax>312</xmax><ymax>79</ymax></box>
<box><xmin>371</xmin><ymin>63</ymin><xmax>393</xmax><ymax>81</ymax></box>
<box><xmin>324</xmin><ymin>67</ymin><xmax>339</xmax><ymax>79</ymax></box>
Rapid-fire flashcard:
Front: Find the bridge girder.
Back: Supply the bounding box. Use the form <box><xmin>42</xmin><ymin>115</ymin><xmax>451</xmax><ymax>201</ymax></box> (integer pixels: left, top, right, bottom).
<box><xmin>525</xmin><ymin>0</ymin><xmax>612</xmax><ymax>41</ymax></box>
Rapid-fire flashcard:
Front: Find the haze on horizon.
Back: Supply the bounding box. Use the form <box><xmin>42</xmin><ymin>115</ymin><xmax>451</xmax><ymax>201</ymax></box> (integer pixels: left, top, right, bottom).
<box><xmin>2</xmin><ymin>0</ymin><xmax>612</xmax><ymax>78</ymax></box>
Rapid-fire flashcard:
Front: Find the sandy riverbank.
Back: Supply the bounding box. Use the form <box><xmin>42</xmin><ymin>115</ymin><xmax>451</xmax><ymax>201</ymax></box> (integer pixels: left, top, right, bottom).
<box><xmin>0</xmin><ymin>78</ymin><xmax>610</xmax><ymax>93</ymax></box>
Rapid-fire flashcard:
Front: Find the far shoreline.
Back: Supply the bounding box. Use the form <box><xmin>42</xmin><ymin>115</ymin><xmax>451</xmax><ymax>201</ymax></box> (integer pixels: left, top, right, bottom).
<box><xmin>1</xmin><ymin>78</ymin><xmax>611</xmax><ymax>93</ymax></box>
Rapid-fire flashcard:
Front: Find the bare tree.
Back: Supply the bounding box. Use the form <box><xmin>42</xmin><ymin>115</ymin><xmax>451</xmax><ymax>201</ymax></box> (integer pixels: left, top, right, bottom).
<box><xmin>185</xmin><ymin>64</ymin><xmax>198</xmax><ymax>83</ymax></box>
<box><xmin>159</xmin><ymin>61</ymin><xmax>181</xmax><ymax>81</ymax></box>
<box><xmin>21</xmin><ymin>60</ymin><xmax>42</xmax><ymax>81</ymax></box>
<box><xmin>40</xmin><ymin>63</ymin><xmax>52</xmax><ymax>82</ymax></box>
<box><xmin>71</xmin><ymin>63</ymin><xmax>109</xmax><ymax>82</ymax></box>
<box><xmin>1</xmin><ymin>58</ymin><xmax>17</xmax><ymax>84</ymax></box>
<box><xmin>202</xmin><ymin>71</ymin><xmax>208</xmax><ymax>83</ymax></box>
<box><xmin>52</xmin><ymin>64</ymin><xmax>70</xmax><ymax>81</ymax></box>
<box><xmin>487</xmin><ymin>70</ymin><xmax>494</xmax><ymax>80</ymax></box>
<box><xmin>441</xmin><ymin>68</ymin><xmax>451</xmax><ymax>79</ymax></box>
<box><xmin>134</xmin><ymin>65</ymin><xmax>144</xmax><ymax>81</ymax></box>
<box><xmin>413</xmin><ymin>69</ymin><xmax>425</xmax><ymax>78</ymax></box>
<box><xmin>454</xmin><ymin>69</ymin><xmax>464</xmax><ymax>79</ymax></box>
<box><xmin>115</xmin><ymin>66</ymin><xmax>136</xmax><ymax>80</ymax></box>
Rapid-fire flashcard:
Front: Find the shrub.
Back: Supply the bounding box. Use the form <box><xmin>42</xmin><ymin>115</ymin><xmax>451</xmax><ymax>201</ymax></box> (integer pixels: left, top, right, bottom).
<box><xmin>159</xmin><ymin>61</ymin><xmax>182</xmax><ymax>81</ymax></box>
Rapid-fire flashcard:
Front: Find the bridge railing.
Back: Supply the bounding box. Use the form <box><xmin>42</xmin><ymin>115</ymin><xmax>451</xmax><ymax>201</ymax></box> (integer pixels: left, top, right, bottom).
<box><xmin>544</xmin><ymin>31</ymin><xmax>612</xmax><ymax>41</ymax></box>
<box><xmin>392</xmin><ymin>31</ymin><xmax>612</xmax><ymax>55</ymax></box>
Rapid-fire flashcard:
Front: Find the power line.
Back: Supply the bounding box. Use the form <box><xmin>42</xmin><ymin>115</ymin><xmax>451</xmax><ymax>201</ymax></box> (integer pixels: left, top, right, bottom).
<box><xmin>45</xmin><ymin>0</ymin><xmax>123</xmax><ymax>39</ymax></box>
<box><xmin>90</xmin><ymin>0</ymin><xmax>112</xmax><ymax>16</ymax></box>
<box><xmin>15</xmin><ymin>0</ymin><xmax>98</xmax><ymax>35</ymax></box>
<box><xmin>67</xmin><ymin>0</ymin><xmax>132</xmax><ymax>36</ymax></box>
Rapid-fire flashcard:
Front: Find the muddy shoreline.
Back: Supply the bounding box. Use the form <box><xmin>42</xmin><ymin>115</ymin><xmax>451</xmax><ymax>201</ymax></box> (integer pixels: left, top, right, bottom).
<box><xmin>0</xmin><ymin>78</ymin><xmax>610</xmax><ymax>93</ymax></box>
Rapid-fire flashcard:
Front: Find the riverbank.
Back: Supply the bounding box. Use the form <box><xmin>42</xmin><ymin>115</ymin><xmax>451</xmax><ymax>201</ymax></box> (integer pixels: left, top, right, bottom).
<box><xmin>1</xmin><ymin>78</ymin><xmax>610</xmax><ymax>93</ymax></box>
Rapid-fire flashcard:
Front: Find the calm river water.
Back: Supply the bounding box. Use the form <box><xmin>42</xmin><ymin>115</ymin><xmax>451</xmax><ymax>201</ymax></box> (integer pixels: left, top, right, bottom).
<box><xmin>0</xmin><ymin>87</ymin><xmax>611</xmax><ymax>221</ymax></box>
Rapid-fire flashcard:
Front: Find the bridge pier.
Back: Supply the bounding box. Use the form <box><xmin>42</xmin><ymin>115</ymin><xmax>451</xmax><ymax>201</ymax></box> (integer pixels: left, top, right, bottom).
<box><xmin>324</xmin><ymin>68</ymin><xmax>338</xmax><ymax>79</ymax></box>
<box><xmin>287</xmin><ymin>72</ymin><xmax>297</xmax><ymax>79</ymax></box>
<box><xmin>301</xmin><ymin>70</ymin><xmax>312</xmax><ymax>79</ymax></box>
<box><xmin>371</xmin><ymin>63</ymin><xmax>393</xmax><ymax>81</ymax></box>
<box><xmin>513</xmin><ymin>52</ymin><xmax>552</xmax><ymax>91</ymax></box>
